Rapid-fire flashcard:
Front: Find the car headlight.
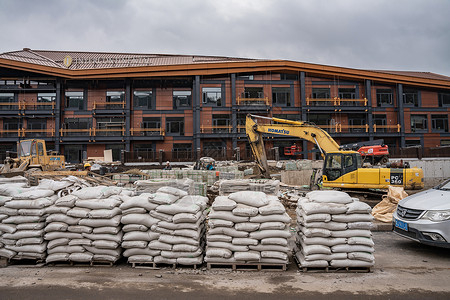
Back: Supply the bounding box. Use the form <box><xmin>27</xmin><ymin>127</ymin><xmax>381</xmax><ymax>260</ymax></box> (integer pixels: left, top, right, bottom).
<box><xmin>422</xmin><ymin>210</ymin><xmax>450</xmax><ymax>222</ymax></box>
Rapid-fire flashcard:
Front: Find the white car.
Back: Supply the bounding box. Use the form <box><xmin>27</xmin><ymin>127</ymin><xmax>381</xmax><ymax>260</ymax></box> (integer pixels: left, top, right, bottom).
<box><xmin>393</xmin><ymin>178</ymin><xmax>450</xmax><ymax>248</ymax></box>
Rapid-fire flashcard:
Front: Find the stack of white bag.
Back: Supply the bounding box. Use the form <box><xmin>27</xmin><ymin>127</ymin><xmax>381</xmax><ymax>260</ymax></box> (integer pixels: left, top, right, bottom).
<box><xmin>120</xmin><ymin>187</ymin><xmax>208</xmax><ymax>265</ymax></box>
<box><xmin>45</xmin><ymin>186</ymin><xmax>125</xmax><ymax>264</ymax></box>
<box><xmin>294</xmin><ymin>190</ymin><xmax>375</xmax><ymax>268</ymax></box>
<box><xmin>206</xmin><ymin>191</ymin><xmax>291</xmax><ymax>265</ymax></box>
<box><xmin>0</xmin><ymin>178</ymin><xmax>56</xmax><ymax>261</ymax></box>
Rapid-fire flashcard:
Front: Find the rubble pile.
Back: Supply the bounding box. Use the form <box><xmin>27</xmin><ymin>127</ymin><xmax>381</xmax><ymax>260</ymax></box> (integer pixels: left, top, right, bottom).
<box><xmin>205</xmin><ymin>191</ymin><xmax>291</xmax><ymax>265</ymax></box>
<box><xmin>45</xmin><ymin>186</ymin><xmax>125</xmax><ymax>264</ymax></box>
<box><xmin>294</xmin><ymin>190</ymin><xmax>375</xmax><ymax>269</ymax></box>
<box><xmin>121</xmin><ymin>187</ymin><xmax>208</xmax><ymax>265</ymax></box>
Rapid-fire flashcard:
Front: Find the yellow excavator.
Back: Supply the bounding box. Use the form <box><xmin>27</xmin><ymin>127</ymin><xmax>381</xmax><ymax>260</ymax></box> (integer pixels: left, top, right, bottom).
<box><xmin>246</xmin><ymin>114</ymin><xmax>424</xmax><ymax>190</ymax></box>
<box><xmin>0</xmin><ymin>139</ymin><xmax>65</xmax><ymax>176</ymax></box>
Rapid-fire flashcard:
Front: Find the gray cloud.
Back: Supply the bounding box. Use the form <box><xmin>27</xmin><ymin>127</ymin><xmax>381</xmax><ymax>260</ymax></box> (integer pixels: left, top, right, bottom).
<box><xmin>1</xmin><ymin>0</ymin><xmax>449</xmax><ymax>76</ymax></box>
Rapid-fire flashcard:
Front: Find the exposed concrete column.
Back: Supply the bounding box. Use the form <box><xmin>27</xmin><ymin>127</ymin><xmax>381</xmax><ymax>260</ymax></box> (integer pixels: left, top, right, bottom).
<box><xmin>231</xmin><ymin>73</ymin><xmax>237</xmax><ymax>149</ymax></box>
<box><xmin>193</xmin><ymin>75</ymin><xmax>201</xmax><ymax>154</ymax></box>
<box><xmin>125</xmin><ymin>79</ymin><xmax>131</xmax><ymax>152</ymax></box>
<box><xmin>300</xmin><ymin>72</ymin><xmax>308</xmax><ymax>159</ymax></box>
<box><xmin>55</xmin><ymin>79</ymin><xmax>62</xmax><ymax>152</ymax></box>
<box><xmin>365</xmin><ymin>79</ymin><xmax>374</xmax><ymax>140</ymax></box>
<box><xmin>397</xmin><ymin>83</ymin><xmax>406</xmax><ymax>148</ymax></box>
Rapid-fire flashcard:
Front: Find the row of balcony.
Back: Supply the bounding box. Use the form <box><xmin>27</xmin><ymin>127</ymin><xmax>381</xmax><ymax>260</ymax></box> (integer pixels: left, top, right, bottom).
<box><xmin>0</xmin><ymin>123</ymin><xmax>401</xmax><ymax>139</ymax></box>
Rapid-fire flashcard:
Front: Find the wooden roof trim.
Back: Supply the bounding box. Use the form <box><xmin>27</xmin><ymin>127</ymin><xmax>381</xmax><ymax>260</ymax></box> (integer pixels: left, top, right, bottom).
<box><xmin>1</xmin><ymin>58</ymin><xmax>450</xmax><ymax>89</ymax></box>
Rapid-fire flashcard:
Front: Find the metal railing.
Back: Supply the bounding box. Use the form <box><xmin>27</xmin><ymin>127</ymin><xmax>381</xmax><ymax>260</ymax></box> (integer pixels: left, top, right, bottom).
<box><xmin>0</xmin><ymin>128</ymin><xmax>55</xmax><ymax>138</ymax></box>
<box><xmin>306</xmin><ymin>97</ymin><xmax>368</xmax><ymax>106</ymax></box>
<box><xmin>130</xmin><ymin>128</ymin><xmax>165</xmax><ymax>136</ymax></box>
<box><xmin>0</xmin><ymin>101</ymin><xmax>55</xmax><ymax>111</ymax></box>
<box><xmin>93</xmin><ymin>101</ymin><xmax>126</xmax><ymax>110</ymax></box>
<box><xmin>60</xmin><ymin>127</ymin><xmax>165</xmax><ymax>137</ymax></box>
<box><xmin>236</xmin><ymin>97</ymin><xmax>270</xmax><ymax>106</ymax></box>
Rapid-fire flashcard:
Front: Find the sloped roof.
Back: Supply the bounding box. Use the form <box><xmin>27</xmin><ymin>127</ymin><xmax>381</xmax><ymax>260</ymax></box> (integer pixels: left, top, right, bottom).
<box><xmin>370</xmin><ymin>70</ymin><xmax>450</xmax><ymax>82</ymax></box>
<box><xmin>0</xmin><ymin>49</ymin><xmax>259</xmax><ymax>70</ymax></box>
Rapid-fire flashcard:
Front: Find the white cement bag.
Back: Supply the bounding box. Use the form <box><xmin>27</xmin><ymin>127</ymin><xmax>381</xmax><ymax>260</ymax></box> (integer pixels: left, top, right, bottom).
<box><xmin>261</xmin><ymin>238</ymin><xmax>288</xmax><ymax>246</ymax></box>
<box><xmin>331</xmin><ymin>244</ymin><xmax>374</xmax><ymax>253</ymax></box>
<box><xmin>123</xmin><ymin>231</ymin><xmax>160</xmax><ymax>242</ymax></box>
<box><xmin>212</xmin><ymin>196</ymin><xmax>237</xmax><ymax>211</ymax></box>
<box><xmin>45</xmin><ymin>206</ymin><xmax>70</xmax><ymax>215</ymax></box>
<box><xmin>16</xmin><ymin>237</ymin><xmax>44</xmax><ymax>246</ymax></box>
<box><xmin>0</xmin><ymin>206</ymin><xmax>18</xmax><ymax>215</ymax></box>
<box><xmin>156</xmin><ymin>187</ymin><xmax>188</xmax><ymax>197</ymax></box>
<box><xmin>348</xmin><ymin>252</ymin><xmax>375</xmax><ymax>262</ymax></box>
<box><xmin>306</xmin><ymin>190</ymin><xmax>353</xmax><ymax>204</ymax></box>
<box><xmin>6</xmin><ymin>198</ymin><xmax>54</xmax><ymax>209</ymax></box>
<box><xmin>67</xmin><ymin>207</ymin><xmax>91</xmax><ymax>218</ymax></box>
<box><xmin>249</xmin><ymin>244</ymin><xmax>289</xmax><ymax>253</ymax></box>
<box><xmin>172</xmin><ymin>244</ymin><xmax>200</xmax><ymax>252</ymax></box>
<box><xmin>208</xmin><ymin>210</ymin><xmax>249</xmax><ymax>223</ymax></box>
<box><xmin>69</xmin><ymin>252</ymin><xmax>93</xmax><ymax>262</ymax></box>
<box><xmin>45</xmin><ymin>231</ymin><xmax>83</xmax><ymax>240</ymax></box>
<box><xmin>234</xmin><ymin>250</ymin><xmax>260</xmax><ymax>262</ymax></box>
<box><xmin>148</xmin><ymin>192</ymin><xmax>179</xmax><ymax>205</ymax></box>
<box><xmin>158</xmin><ymin>235</ymin><xmax>199</xmax><ymax>246</ymax></box>
<box><xmin>303</xmin><ymin>253</ymin><xmax>347</xmax><ymax>261</ymax></box>
<box><xmin>330</xmin><ymin>259</ymin><xmax>374</xmax><ymax>267</ymax></box>
<box><xmin>47</xmin><ymin>214</ymin><xmax>80</xmax><ymax>225</ymax></box>
<box><xmin>259</xmin><ymin>222</ymin><xmax>285</xmax><ymax>230</ymax></box>
<box><xmin>82</xmin><ymin>232</ymin><xmax>123</xmax><ymax>243</ymax></box>
<box><xmin>153</xmin><ymin>255</ymin><xmax>176</xmax><ymax>264</ymax></box>
<box><xmin>12</xmin><ymin>189</ymin><xmax>54</xmax><ymax>200</ymax></box>
<box><xmin>209</xmin><ymin>219</ymin><xmax>234</xmax><ymax>228</ymax></box>
<box><xmin>69</xmin><ymin>239</ymin><xmax>92</xmax><ymax>246</ymax></box>
<box><xmin>121</xmin><ymin>214</ymin><xmax>159</xmax><ymax>227</ymax></box>
<box><xmin>47</xmin><ymin>238</ymin><xmax>69</xmax><ymax>249</ymax></box>
<box><xmin>92</xmin><ymin>226</ymin><xmax>120</xmax><ymax>235</ymax></box>
<box><xmin>68</xmin><ymin>225</ymin><xmax>93</xmax><ymax>234</ymax></box>
<box><xmin>128</xmin><ymin>255</ymin><xmax>153</xmax><ymax>263</ymax></box>
<box><xmin>206</xmin><ymin>247</ymin><xmax>232</xmax><ymax>258</ymax></box>
<box><xmin>347</xmin><ymin>237</ymin><xmax>375</xmax><ymax>247</ymax></box>
<box><xmin>258</xmin><ymin>201</ymin><xmax>285</xmax><ymax>215</ymax></box>
<box><xmin>55</xmin><ymin>195</ymin><xmax>78</xmax><ymax>207</ymax></box>
<box><xmin>148</xmin><ymin>240</ymin><xmax>173</xmax><ymax>251</ymax></box>
<box><xmin>16</xmin><ymin>223</ymin><xmax>45</xmax><ymax>230</ymax></box>
<box><xmin>123</xmin><ymin>248</ymin><xmax>161</xmax><ymax>257</ymax></box>
<box><xmin>207</xmin><ymin>234</ymin><xmax>232</xmax><ymax>243</ymax></box>
<box><xmin>172</xmin><ymin>211</ymin><xmax>202</xmax><ymax>223</ymax></box>
<box><xmin>46</xmin><ymin>253</ymin><xmax>70</xmax><ymax>263</ymax></box>
<box><xmin>122</xmin><ymin>207</ymin><xmax>147</xmax><ymax>216</ymax></box>
<box><xmin>346</xmin><ymin>201</ymin><xmax>372</xmax><ymax>214</ymax></box>
<box><xmin>71</xmin><ymin>186</ymin><xmax>122</xmax><ymax>200</ymax></box>
<box><xmin>122</xmin><ymin>224</ymin><xmax>148</xmax><ymax>232</ymax></box>
<box><xmin>0</xmin><ymin>224</ymin><xmax>16</xmax><ymax>233</ymax></box>
<box><xmin>156</xmin><ymin>202</ymin><xmax>200</xmax><ymax>215</ymax></box>
<box><xmin>228</xmin><ymin>191</ymin><xmax>269</xmax><ymax>208</ymax></box>
<box><xmin>250</xmin><ymin>213</ymin><xmax>291</xmax><ymax>223</ymax></box>
<box><xmin>330</xmin><ymin>229</ymin><xmax>372</xmax><ymax>238</ymax></box>
<box><xmin>207</xmin><ymin>241</ymin><xmax>249</xmax><ymax>252</ymax></box>
<box><xmin>45</xmin><ymin>222</ymin><xmax>69</xmax><ymax>232</ymax></box>
<box><xmin>161</xmin><ymin>248</ymin><xmax>202</xmax><ymax>259</ymax></box>
<box><xmin>150</xmin><ymin>210</ymin><xmax>173</xmax><ymax>222</ymax></box>
<box><xmin>17</xmin><ymin>208</ymin><xmax>47</xmax><ymax>217</ymax></box>
<box><xmin>119</xmin><ymin>194</ymin><xmax>158</xmax><ymax>211</ymax></box>
<box><xmin>37</xmin><ymin>179</ymin><xmax>72</xmax><ymax>192</ymax></box>
<box><xmin>300</xmin><ymin>202</ymin><xmax>348</xmax><ymax>215</ymax></box>
<box><xmin>249</xmin><ymin>229</ymin><xmax>291</xmax><ymax>240</ymax></box>
<box><xmin>122</xmin><ymin>241</ymin><xmax>148</xmax><ymax>249</ymax></box>
<box><xmin>2</xmin><ymin>215</ymin><xmax>43</xmax><ymax>224</ymax></box>
<box><xmin>92</xmin><ymin>240</ymin><xmax>119</xmax><ymax>249</ymax></box>
<box><xmin>261</xmin><ymin>251</ymin><xmax>288</xmax><ymax>261</ymax></box>
<box><xmin>177</xmin><ymin>256</ymin><xmax>203</xmax><ymax>265</ymax></box>
<box><xmin>89</xmin><ymin>207</ymin><xmax>121</xmax><ymax>219</ymax></box>
<box><xmin>75</xmin><ymin>197</ymin><xmax>121</xmax><ymax>210</ymax></box>
<box><xmin>232</xmin><ymin>204</ymin><xmax>259</xmax><ymax>217</ymax></box>
<box><xmin>208</xmin><ymin>227</ymin><xmax>249</xmax><ymax>238</ymax></box>
<box><xmin>234</xmin><ymin>223</ymin><xmax>260</xmax><ymax>232</ymax></box>
<box><xmin>301</xmin><ymin>244</ymin><xmax>331</xmax><ymax>256</ymax></box>
<box><xmin>231</xmin><ymin>237</ymin><xmax>258</xmax><ymax>246</ymax></box>
<box><xmin>79</xmin><ymin>215</ymin><xmax>121</xmax><ymax>228</ymax></box>
<box><xmin>347</xmin><ymin>222</ymin><xmax>373</xmax><ymax>230</ymax></box>
<box><xmin>294</xmin><ymin>249</ymin><xmax>329</xmax><ymax>268</ymax></box>
<box><xmin>332</xmin><ymin>214</ymin><xmax>374</xmax><ymax>223</ymax></box>
<box><xmin>301</xmin><ymin>227</ymin><xmax>332</xmax><ymax>238</ymax></box>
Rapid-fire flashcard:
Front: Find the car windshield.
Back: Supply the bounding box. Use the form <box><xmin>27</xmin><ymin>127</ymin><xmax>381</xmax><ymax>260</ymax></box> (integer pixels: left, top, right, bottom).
<box><xmin>19</xmin><ymin>141</ymin><xmax>32</xmax><ymax>157</ymax></box>
<box><xmin>434</xmin><ymin>179</ymin><xmax>450</xmax><ymax>191</ymax></box>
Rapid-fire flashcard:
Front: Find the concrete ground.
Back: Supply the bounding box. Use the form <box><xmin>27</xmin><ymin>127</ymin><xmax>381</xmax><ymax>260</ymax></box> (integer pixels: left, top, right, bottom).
<box><xmin>0</xmin><ymin>232</ymin><xmax>449</xmax><ymax>299</ymax></box>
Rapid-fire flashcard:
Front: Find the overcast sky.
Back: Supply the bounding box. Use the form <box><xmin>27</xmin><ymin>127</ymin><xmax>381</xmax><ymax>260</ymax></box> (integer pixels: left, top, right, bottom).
<box><xmin>1</xmin><ymin>0</ymin><xmax>449</xmax><ymax>76</ymax></box>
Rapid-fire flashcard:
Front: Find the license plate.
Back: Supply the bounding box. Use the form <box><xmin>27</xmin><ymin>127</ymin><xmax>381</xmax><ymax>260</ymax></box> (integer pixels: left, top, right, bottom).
<box><xmin>394</xmin><ymin>218</ymin><xmax>408</xmax><ymax>231</ymax></box>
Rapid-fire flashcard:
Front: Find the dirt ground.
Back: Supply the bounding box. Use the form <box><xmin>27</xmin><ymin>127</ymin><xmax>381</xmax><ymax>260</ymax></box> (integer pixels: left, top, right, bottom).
<box><xmin>0</xmin><ymin>232</ymin><xmax>449</xmax><ymax>299</ymax></box>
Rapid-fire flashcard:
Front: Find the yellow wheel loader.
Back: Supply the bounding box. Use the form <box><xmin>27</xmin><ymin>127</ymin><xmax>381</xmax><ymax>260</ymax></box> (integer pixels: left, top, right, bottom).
<box><xmin>0</xmin><ymin>139</ymin><xmax>65</xmax><ymax>177</ymax></box>
<box><xmin>246</xmin><ymin>114</ymin><xmax>424</xmax><ymax>190</ymax></box>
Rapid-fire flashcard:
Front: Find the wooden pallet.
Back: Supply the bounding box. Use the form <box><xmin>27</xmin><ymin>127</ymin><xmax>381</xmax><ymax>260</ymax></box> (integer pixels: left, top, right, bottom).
<box><xmin>4</xmin><ymin>258</ymin><xmax>45</xmax><ymax>268</ymax></box>
<box><xmin>206</xmin><ymin>262</ymin><xmax>287</xmax><ymax>272</ymax></box>
<box><xmin>48</xmin><ymin>260</ymin><xmax>114</xmax><ymax>267</ymax></box>
<box><xmin>293</xmin><ymin>253</ymin><xmax>371</xmax><ymax>273</ymax></box>
<box><xmin>130</xmin><ymin>262</ymin><xmax>202</xmax><ymax>270</ymax></box>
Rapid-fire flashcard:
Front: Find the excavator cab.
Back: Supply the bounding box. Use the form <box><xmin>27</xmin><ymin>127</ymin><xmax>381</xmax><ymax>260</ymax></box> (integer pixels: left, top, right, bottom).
<box><xmin>323</xmin><ymin>151</ymin><xmax>361</xmax><ymax>182</ymax></box>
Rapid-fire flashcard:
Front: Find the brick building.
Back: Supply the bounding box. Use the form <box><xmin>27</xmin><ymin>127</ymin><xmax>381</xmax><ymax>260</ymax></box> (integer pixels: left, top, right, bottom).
<box><xmin>0</xmin><ymin>49</ymin><xmax>449</xmax><ymax>163</ymax></box>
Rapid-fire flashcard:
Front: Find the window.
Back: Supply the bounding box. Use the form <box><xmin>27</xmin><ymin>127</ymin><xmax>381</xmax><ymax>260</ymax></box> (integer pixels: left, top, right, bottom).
<box><xmin>105</xmin><ymin>144</ymin><xmax>124</xmax><ymax>161</ymax></box>
<box><xmin>212</xmin><ymin>114</ymin><xmax>231</xmax><ymax>133</ymax></box>
<box><xmin>307</xmin><ymin>114</ymin><xmax>331</xmax><ymax>126</ymax></box>
<box><xmin>96</xmin><ymin>117</ymin><xmax>124</xmax><ymax>136</ymax></box>
<box><xmin>172</xmin><ymin>143</ymin><xmax>192</xmax><ymax>160</ymax></box>
<box><xmin>348</xmin><ymin>114</ymin><xmax>366</xmax><ymax>133</ymax></box>
<box><xmin>173</xmin><ymin>91</ymin><xmax>191</xmax><ymax>109</ymax></box>
<box><xmin>166</xmin><ymin>117</ymin><xmax>184</xmax><ymax>135</ymax></box>
<box><xmin>66</xmin><ymin>91</ymin><xmax>84</xmax><ymax>109</ymax></box>
<box><xmin>26</xmin><ymin>119</ymin><xmax>47</xmax><ymax>137</ymax></box>
<box><xmin>373</xmin><ymin>114</ymin><xmax>387</xmax><ymax>132</ymax></box>
<box><xmin>431</xmin><ymin>115</ymin><xmax>448</xmax><ymax>132</ymax></box>
<box><xmin>405</xmin><ymin>140</ymin><xmax>421</xmax><ymax>147</ymax></box>
<box><xmin>37</xmin><ymin>93</ymin><xmax>56</xmax><ymax>110</ymax></box>
<box><xmin>403</xmin><ymin>89</ymin><xmax>418</xmax><ymax>107</ymax></box>
<box><xmin>272</xmin><ymin>87</ymin><xmax>291</xmax><ymax>106</ymax></box>
<box><xmin>106</xmin><ymin>91</ymin><xmax>125</xmax><ymax>109</ymax></box>
<box><xmin>142</xmin><ymin>117</ymin><xmax>161</xmax><ymax>136</ymax></box>
<box><xmin>173</xmin><ymin>143</ymin><xmax>192</xmax><ymax>152</ymax></box>
<box><xmin>243</xmin><ymin>87</ymin><xmax>264</xmax><ymax>98</ymax></box>
<box><xmin>0</xmin><ymin>93</ymin><xmax>15</xmax><ymax>110</ymax></box>
<box><xmin>273</xmin><ymin>114</ymin><xmax>301</xmax><ymax>122</ymax></box>
<box><xmin>376</xmin><ymin>89</ymin><xmax>393</xmax><ymax>106</ymax></box>
<box><xmin>64</xmin><ymin>145</ymin><xmax>84</xmax><ymax>163</ymax></box>
<box><xmin>202</xmin><ymin>87</ymin><xmax>222</xmax><ymax>106</ymax></box>
<box><xmin>339</xmin><ymin>88</ymin><xmax>356</xmax><ymax>99</ymax></box>
<box><xmin>2</xmin><ymin>119</ymin><xmax>22</xmax><ymax>137</ymax></box>
<box><xmin>64</xmin><ymin>118</ymin><xmax>91</xmax><ymax>136</ymax></box>
<box><xmin>311</xmin><ymin>88</ymin><xmax>330</xmax><ymax>99</ymax></box>
<box><xmin>441</xmin><ymin>140</ymin><xmax>450</xmax><ymax>146</ymax></box>
<box><xmin>438</xmin><ymin>92</ymin><xmax>450</xmax><ymax>107</ymax></box>
<box><xmin>411</xmin><ymin>115</ymin><xmax>428</xmax><ymax>132</ymax></box>
<box><xmin>134</xmin><ymin>91</ymin><xmax>152</xmax><ymax>109</ymax></box>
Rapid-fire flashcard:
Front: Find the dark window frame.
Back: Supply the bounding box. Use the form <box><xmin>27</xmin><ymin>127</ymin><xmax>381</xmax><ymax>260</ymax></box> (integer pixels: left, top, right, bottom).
<box><xmin>376</xmin><ymin>89</ymin><xmax>393</xmax><ymax>106</ymax></box>
<box><xmin>202</xmin><ymin>87</ymin><xmax>222</xmax><ymax>107</ymax></box>
<box><xmin>166</xmin><ymin>117</ymin><xmax>185</xmax><ymax>136</ymax></box>
<box><xmin>65</xmin><ymin>91</ymin><xmax>85</xmax><ymax>110</ymax></box>
<box><xmin>173</xmin><ymin>91</ymin><xmax>192</xmax><ymax>109</ymax></box>
<box><xmin>410</xmin><ymin>114</ymin><xmax>428</xmax><ymax>133</ymax></box>
<box><xmin>134</xmin><ymin>90</ymin><xmax>153</xmax><ymax>109</ymax></box>
<box><xmin>272</xmin><ymin>87</ymin><xmax>291</xmax><ymax>107</ymax></box>
<box><xmin>403</xmin><ymin>89</ymin><xmax>419</xmax><ymax>107</ymax></box>
<box><xmin>438</xmin><ymin>92</ymin><xmax>450</xmax><ymax>107</ymax></box>
<box><xmin>431</xmin><ymin>115</ymin><xmax>449</xmax><ymax>132</ymax></box>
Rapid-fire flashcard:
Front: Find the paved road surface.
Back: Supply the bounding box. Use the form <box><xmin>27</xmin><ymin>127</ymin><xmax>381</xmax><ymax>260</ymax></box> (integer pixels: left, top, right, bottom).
<box><xmin>0</xmin><ymin>232</ymin><xmax>449</xmax><ymax>299</ymax></box>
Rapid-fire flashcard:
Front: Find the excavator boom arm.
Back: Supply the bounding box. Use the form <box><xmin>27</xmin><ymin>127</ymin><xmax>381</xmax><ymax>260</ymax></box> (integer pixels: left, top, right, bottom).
<box><xmin>246</xmin><ymin>114</ymin><xmax>340</xmax><ymax>177</ymax></box>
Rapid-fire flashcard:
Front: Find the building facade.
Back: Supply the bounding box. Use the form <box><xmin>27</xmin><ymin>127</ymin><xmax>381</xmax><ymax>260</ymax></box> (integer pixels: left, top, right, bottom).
<box><xmin>1</xmin><ymin>49</ymin><xmax>449</xmax><ymax>163</ymax></box>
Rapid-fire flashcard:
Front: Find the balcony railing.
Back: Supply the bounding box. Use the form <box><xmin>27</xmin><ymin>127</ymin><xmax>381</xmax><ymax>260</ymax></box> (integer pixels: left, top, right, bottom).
<box><xmin>0</xmin><ymin>101</ymin><xmax>56</xmax><ymax>111</ymax></box>
<box><xmin>93</xmin><ymin>101</ymin><xmax>126</xmax><ymax>110</ymax></box>
<box><xmin>306</xmin><ymin>97</ymin><xmax>368</xmax><ymax>107</ymax></box>
<box><xmin>0</xmin><ymin>128</ymin><xmax>55</xmax><ymax>138</ymax></box>
<box><xmin>373</xmin><ymin>124</ymin><xmax>401</xmax><ymax>133</ymax></box>
<box><xmin>200</xmin><ymin>125</ymin><xmax>233</xmax><ymax>133</ymax></box>
<box><xmin>130</xmin><ymin>128</ymin><xmax>165</xmax><ymax>136</ymax></box>
<box><xmin>60</xmin><ymin>127</ymin><xmax>165</xmax><ymax>137</ymax></box>
<box><xmin>236</xmin><ymin>97</ymin><xmax>270</xmax><ymax>106</ymax></box>
<box><xmin>0</xmin><ymin>102</ymin><xmax>21</xmax><ymax>110</ymax></box>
